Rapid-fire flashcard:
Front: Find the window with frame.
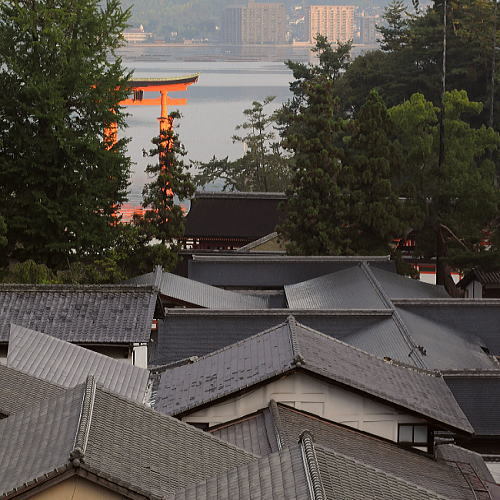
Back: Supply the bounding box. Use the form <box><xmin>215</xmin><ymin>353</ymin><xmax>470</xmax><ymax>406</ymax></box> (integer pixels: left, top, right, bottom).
<box><xmin>398</xmin><ymin>424</ymin><xmax>428</xmax><ymax>445</ymax></box>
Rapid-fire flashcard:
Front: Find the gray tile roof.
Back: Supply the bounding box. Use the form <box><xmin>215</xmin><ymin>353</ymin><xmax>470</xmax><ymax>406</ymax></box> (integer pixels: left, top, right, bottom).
<box><xmin>7</xmin><ymin>324</ymin><xmax>149</xmax><ymax>403</ymax></box>
<box><xmin>0</xmin><ymin>363</ymin><xmax>65</xmax><ymax>417</ymax></box>
<box><xmin>444</xmin><ymin>373</ymin><xmax>500</xmax><ymax>436</ymax></box>
<box><xmin>458</xmin><ymin>268</ymin><xmax>500</xmax><ymax>287</ymax></box>
<box><xmin>284</xmin><ymin>265</ymin><xmax>389</xmax><ymax>309</ymax></box>
<box><xmin>175</xmin><ymin>427</ymin><xmax>494</xmax><ymax>500</ymax></box>
<box><xmin>275</xmin><ymin>404</ymin><xmax>489</xmax><ymax>499</ymax></box>
<box><xmin>284</xmin><ymin>263</ymin><xmax>449</xmax><ymax>310</ymax></box>
<box><xmin>0</xmin><ymin>284</ymin><xmax>159</xmax><ymax>343</ymax></box>
<box><xmin>126</xmin><ymin>267</ymin><xmax>269</xmax><ymax>309</ymax></box>
<box><xmin>154</xmin><ymin>317</ymin><xmax>472</xmax><ymax>433</ymax></box>
<box><xmin>150</xmin><ymin>309</ymin><xmax>393</xmax><ymax>366</ymax></box>
<box><xmin>188</xmin><ymin>254</ymin><xmax>396</xmax><ymax>288</ymax></box>
<box><xmin>167</xmin><ymin>445</ymin><xmax>310</xmax><ymax>500</ymax></box>
<box><xmin>210</xmin><ymin>411</ymin><xmax>279</xmax><ymax>457</ymax></box>
<box><xmin>0</xmin><ymin>383</ymin><xmax>85</xmax><ymax>496</ymax></box>
<box><xmin>396</xmin><ymin>307</ymin><xmax>497</xmax><ymax>370</ymax></box>
<box><xmin>211</xmin><ymin>403</ymin><xmax>491</xmax><ymax>500</ymax></box>
<box><xmin>0</xmin><ymin>377</ymin><xmax>257</xmax><ymax>498</ymax></box>
<box><xmin>371</xmin><ymin>267</ymin><xmax>449</xmax><ymax>299</ymax></box>
<box><xmin>315</xmin><ymin>445</ymin><xmax>453</xmax><ymax>500</ymax></box>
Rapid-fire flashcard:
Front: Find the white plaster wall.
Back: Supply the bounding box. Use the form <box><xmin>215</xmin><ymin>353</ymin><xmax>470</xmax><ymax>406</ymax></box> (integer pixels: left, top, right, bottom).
<box><xmin>132</xmin><ymin>344</ymin><xmax>148</xmax><ymax>368</ymax></box>
<box><xmin>183</xmin><ymin>371</ymin><xmax>426</xmax><ymax>442</ymax></box>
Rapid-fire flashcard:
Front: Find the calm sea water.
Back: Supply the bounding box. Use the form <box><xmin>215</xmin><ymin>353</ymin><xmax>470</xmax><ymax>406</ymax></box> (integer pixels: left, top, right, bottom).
<box><xmin>121</xmin><ymin>45</ymin><xmax>368</xmax><ymax>203</ymax></box>
<box><xmin>124</xmin><ymin>62</ymin><xmax>293</xmax><ymax>202</ymax></box>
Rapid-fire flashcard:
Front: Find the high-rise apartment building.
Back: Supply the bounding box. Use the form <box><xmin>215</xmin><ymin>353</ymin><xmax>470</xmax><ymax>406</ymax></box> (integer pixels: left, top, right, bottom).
<box><xmin>309</xmin><ymin>5</ymin><xmax>355</xmax><ymax>44</ymax></box>
<box><xmin>223</xmin><ymin>2</ymin><xmax>287</xmax><ymax>44</ymax></box>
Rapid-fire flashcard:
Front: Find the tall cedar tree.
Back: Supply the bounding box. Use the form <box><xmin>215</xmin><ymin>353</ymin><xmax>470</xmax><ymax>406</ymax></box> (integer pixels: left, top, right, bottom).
<box><xmin>194</xmin><ymin>97</ymin><xmax>290</xmax><ymax>192</ymax></box>
<box><xmin>139</xmin><ymin>112</ymin><xmax>195</xmax><ymax>250</ymax></box>
<box><xmin>343</xmin><ymin>90</ymin><xmax>412</xmax><ymax>254</ymax></box>
<box><xmin>278</xmin><ymin>37</ymin><xmax>351</xmax><ymax>255</ymax></box>
<box><xmin>0</xmin><ymin>0</ymin><xmax>132</xmax><ymax>267</ymax></box>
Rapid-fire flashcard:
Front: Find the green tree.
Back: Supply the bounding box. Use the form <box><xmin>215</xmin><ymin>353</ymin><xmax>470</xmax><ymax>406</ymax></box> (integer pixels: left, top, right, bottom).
<box><xmin>0</xmin><ymin>216</ymin><xmax>6</xmax><ymax>249</ymax></box>
<box><xmin>342</xmin><ymin>91</ymin><xmax>412</xmax><ymax>254</ymax></box>
<box><xmin>337</xmin><ymin>0</ymin><xmax>500</xmax><ymax>126</ymax></box>
<box><xmin>389</xmin><ymin>91</ymin><xmax>499</xmax><ymax>284</ymax></box>
<box><xmin>377</xmin><ymin>0</ymin><xmax>411</xmax><ymax>52</ymax></box>
<box><xmin>277</xmin><ymin>38</ymin><xmax>352</xmax><ymax>255</ymax></box>
<box><xmin>134</xmin><ymin>112</ymin><xmax>195</xmax><ymax>268</ymax></box>
<box><xmin>194</xmin><ymin>97</ymin><xmax>290</xmax><ymax>192</ymax></box>
<box><xmin>0</xmin><ymin>0</ymin><xmax>132</xmax><ymax>268</ymax></box>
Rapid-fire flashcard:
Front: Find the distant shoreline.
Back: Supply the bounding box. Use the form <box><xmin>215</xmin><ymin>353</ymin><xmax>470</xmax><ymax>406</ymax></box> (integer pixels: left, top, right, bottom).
<box><xmin>119</xmin><ymin>42</ymin><xmax>378</xmax><ymax>49</ymax></box>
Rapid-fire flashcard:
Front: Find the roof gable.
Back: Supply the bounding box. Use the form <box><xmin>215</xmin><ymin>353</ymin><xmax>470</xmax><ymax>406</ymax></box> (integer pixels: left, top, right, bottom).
<box><xmin>0</xmin><ymin>284</ymin><xmax>158</xmax><ymax>343</ymax></box>
<box><xmin>154</xmin><ymin>317</ymin><xmax>472</xmax><ymax>433</ymax></box>
<box><xmin>0</xmin><ymin>377</ymin><xmax>257</xmax><ymax>498</ymax></box>
<box><xmin>7</xmin><ymin>324</ymin><xmax>150</xmax><ymax>403</ymax></box>
<box><xmin>211</xmin><ymin>403</ymin><xmax>489</xmax><ymax>500</ymax></box>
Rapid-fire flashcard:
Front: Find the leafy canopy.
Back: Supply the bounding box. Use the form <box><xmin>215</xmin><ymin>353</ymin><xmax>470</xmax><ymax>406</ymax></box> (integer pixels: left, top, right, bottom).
<box><xmin>0</xmin><ymin>0</ymin><xmax>132</xmax><ymax>267</ymax></box>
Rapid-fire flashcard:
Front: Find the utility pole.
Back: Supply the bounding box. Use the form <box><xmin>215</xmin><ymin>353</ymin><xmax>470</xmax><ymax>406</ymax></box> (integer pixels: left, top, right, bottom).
<box><xmin>436</xmin><ymin>0</ymin><xmax>447</xmax><ymax>286</ymax></box>
<box><xmin>489</xmin><ymin>0</ymin><xmax>498</xmax><ymax>130</ymax></box>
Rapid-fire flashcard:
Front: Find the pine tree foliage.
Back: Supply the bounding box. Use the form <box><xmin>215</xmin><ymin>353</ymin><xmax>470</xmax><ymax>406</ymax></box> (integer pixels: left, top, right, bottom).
<box><xmin>342</xmin><ymin>90</ymin><xmax>412</xmax><ymax>254</ymax></box>
<box><xmin>139</xmin><ymin>112</ymin><xmax>195</xmax><ymax>246</ymax></box>
<box><xmin>194</xmin><ymin>97</ymin><xmax>290</xmax><ymax>192</ymax></box>
<box><xmin>0</xmin><ymin>0</ymin><xmax>132</xmax><ymax>267</ymax></box>
<box><xmin>278</xmin><ymin>38</ymin><xmax>353</xmax><ymax>255</ymax></box>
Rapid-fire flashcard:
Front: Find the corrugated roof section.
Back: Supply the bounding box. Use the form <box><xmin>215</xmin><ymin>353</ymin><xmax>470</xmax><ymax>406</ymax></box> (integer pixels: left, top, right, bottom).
<box><xmin>127</xmin><ymin>269</ymin><xmax>269</xmax><ymax>309</ymax></box>
<box><xmin>396</xmin><ymin>307</ymin><xmax>497</xmax><ymax>369</ymax></box>
<box><xmin>7</xmin><ymin>324</ymin><xmax>149</xmax><ymax>403</ymax></box>
<box><xmin>0</xmin><ymin>284</ymin><xmax>157</xmax><ymax>343</ymax></box>
<box><xmin>370</xmin><ymin>267</ymin><xmax>449</xmax><ymax>299</ymax></box>
<box><xmin>444</xmin><ymin>374</ymin><xmax>500</xmax><ymax>436</ymax></box>
<box><xmin>284</xmin><ymin>266</ymin><xmax>389</xmax><ymax>309</ymax></box>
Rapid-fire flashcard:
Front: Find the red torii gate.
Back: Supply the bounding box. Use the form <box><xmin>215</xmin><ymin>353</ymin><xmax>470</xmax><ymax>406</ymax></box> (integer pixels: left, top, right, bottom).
<box><xmin>109</xmin><ymin>74</ymin><xmax>199</xmax><ymax>221</ymax></box>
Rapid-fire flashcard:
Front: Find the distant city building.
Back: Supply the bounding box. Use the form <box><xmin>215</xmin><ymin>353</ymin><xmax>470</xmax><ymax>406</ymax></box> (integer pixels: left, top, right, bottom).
<box><xmin>123</xmin><ymin>25</ymin><xmax>153</xmax><ymax>43</ymax></box>
<box><xmin>357</xmin><ymin>12</ymin><xmax>379</xmax><ymax>45</ymax></box>
<box><xmin>223</xmin><ymin>2</ymin><xmax>287</xmax><ymax>44</ymax></box>
<box><xmin>309</xmin><ymin>5</ymin><xmax>355</xmax><ymax>44</ymax></box>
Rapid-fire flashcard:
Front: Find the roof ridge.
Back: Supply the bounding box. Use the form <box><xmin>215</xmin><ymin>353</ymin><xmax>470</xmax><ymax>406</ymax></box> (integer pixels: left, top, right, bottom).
<box><xmin>299</xmin><ymin>431</ymin><xmax>327</xmax><ymax>500</ymax></box>
<box><xmin>268</xmin><ymin>400</ymin><xmax>285</xmax><ymax>451</ymax></box>
<box><xmin>292</xmin><ymin>319</ymin><xmax>440</xmax><ymax>377</ymax></box>
<box><xmin>314</xmin><ymin>444</ymin><xmax>452</xmax><ymax>500</ymax></box>
<box><xmin>71</xmin><ymin>376</ymin><xmax>96</xmax><ymax>467</ymax></box>
<box><xmin>160</xmin><ymin>319</ymin><xmax>292</xmax><ymax>367</ymax></box>
<box><xmin>360</xmin><ymin>263</ymin><xmax>427</xmax><ymax>369</ymax></box>
<box><xmin>163</xmin><ymin>308</ymin><xmax>393</xmax><ymax>317</ymax></box>
<box><xmin>286</xmin><ymin>315</ymin><xmax>304</xmax><ymax>366</ymax></box>
<box><xmin>393</xmin><ymin>298</ymin><xmax>500</xmax><ymax>305</ymax></box>
<box><xmin>0</xmin><ymin>283</ymin><xmax>157</xmax><ymax>293</ymax></box>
